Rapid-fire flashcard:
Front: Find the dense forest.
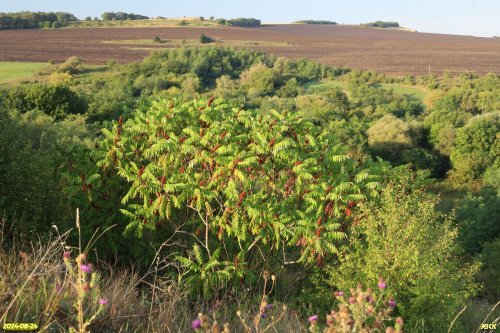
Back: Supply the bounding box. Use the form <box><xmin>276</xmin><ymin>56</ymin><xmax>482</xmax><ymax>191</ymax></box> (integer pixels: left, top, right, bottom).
<box><xmin>0</xmin><ymin>48</ymin><xmax>498</xmax><ymax>332</ymax></box>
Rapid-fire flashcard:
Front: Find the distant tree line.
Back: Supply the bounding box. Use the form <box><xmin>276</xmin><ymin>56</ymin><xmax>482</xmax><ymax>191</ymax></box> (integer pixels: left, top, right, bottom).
<box><xmin>361</xmin><ymin>21</ymin><xmax>400</xmax><ymax>28</ymax></box>
<box><xmin>215</xmin><ymin>17</ymin><xmax>261</xmax><ymax>27</ymax></box>
<box><xmin>0</xmin><ymin>11</ymin><xmax>78</xmax><ymax>30</ymax></box>
<box><xmin>294</xmin><ymin>20</ymin><xmax>337</xmax><ymax>25</ymax></box>
<box><xmin>100</xmin><ymin>12</ymin><xmax>149</xmax><ymax>21</ymax></box>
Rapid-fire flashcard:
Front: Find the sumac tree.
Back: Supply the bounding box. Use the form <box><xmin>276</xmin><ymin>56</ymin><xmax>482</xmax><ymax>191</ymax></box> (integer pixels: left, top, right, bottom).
<box><xmin>91</xmin><ymin>98</ymin><xmax>384</xmax><ymax>296</ymax></box>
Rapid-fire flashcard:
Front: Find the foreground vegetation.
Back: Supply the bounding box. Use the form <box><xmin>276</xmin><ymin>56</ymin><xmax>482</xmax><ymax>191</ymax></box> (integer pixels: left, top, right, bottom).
<box><xmin>0</xmin><ymin>47</ymin><xmax>498</xmax><ymax>332</ymax></box>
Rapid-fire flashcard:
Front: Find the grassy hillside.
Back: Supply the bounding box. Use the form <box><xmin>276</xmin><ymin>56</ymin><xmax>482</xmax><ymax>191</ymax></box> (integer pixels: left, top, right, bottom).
<box><xmin>0</xmin><ymin>61</ymin><xmax>46</xmax><ymax>84</ymax></box>
<box><xmin>67</xmin><ymin>18</ymin><xmax>218</xmax><ymax>28</ymax></box>
<box><xmin>0</xmin><ymin>47</ymin><xmax>498</xmax><ymax>332</ymax></box>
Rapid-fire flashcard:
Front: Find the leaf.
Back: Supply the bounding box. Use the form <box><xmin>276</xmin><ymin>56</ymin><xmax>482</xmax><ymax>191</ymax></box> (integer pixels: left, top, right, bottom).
<box><xmin>332</xmin><ymin>154</ymin><xmax>349</xmax><ymax>163</ymax></box>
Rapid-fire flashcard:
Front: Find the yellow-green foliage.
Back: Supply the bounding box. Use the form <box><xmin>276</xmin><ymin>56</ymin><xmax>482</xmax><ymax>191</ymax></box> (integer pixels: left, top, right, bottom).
<box><xmin>81</xmin><ymin>97</ymin><xmax>384</xmax><ymax>296</ymax></box>
<box><xmin>330</xmin><ymin>167</ymin><xmax>479</xmax><ymax>331</ymax></box>
<box><xmin>240</xmin><ymin>63</ymin><xmax>277</xmax><ymax>97</ymax></box>
<box><xmin>367</xmin><ymin>115</ymin><xmax>416</xmax><ymax>160</ymax></box>
<box><xmin>450</xmin><ymin>112</ymin><xmax>500</xmax><ymax>182</ymax></box>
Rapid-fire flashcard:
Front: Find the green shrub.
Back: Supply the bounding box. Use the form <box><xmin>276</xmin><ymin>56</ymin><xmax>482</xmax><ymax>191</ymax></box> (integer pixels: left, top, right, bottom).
<box><xmin>450</xmin><ymin>112</ymin><xmax>500</xmax><ymax>182</ymax></box>
<box><xmin>455</xmin><ymin>188</ymin><xmax>500</xmax><ymax>254</ymax></box>
<box><xmin>367</xmin><ymin>115</ymin><xmax>415</xmax><ymax>161</ymax></box>
<box><xmin>2</xmin><ymin>82</ymin><xmax>85</xmax><ymax>120</ymax></box>
<box><xmin>361</xmin><ymin>21</ymin><xmax>400</xmax><ymax>28</ymax></box>
<box><xmin>227</xmin><ymin>18</ymin><xmax>261</xmax><ymax>27</ymax></box>
<box><xmin>329</xmin><ymin>167</ymin><xmax>479</xmax><ymax>331</ymax></box>
<box><xmin>81</xmin><ymin>97</ymin><xmax>384</xmax><ymax>296</ymax></box>
<box><xmin>476</xmin><ymin>238</ymin><xmax>500</xmax><ymax>301</ymax></box>
<box><xmin>57</xmin><ymin>56</ymin><xmax>84</xmax><ymax>74</ymax></box>
<box><xmin>0</xmin><ymin>109</ymin><xmax>89</xmax><ymax>241</ymax></box>
<box><xmin>240</xmin><ymin>63</ymin><xmax>277</xmax><ymax>97</ymax></box>
<box><xmin>199</xmin><ymin>33</ymin><xmax>215</xmax><ymax>44</ymax></box>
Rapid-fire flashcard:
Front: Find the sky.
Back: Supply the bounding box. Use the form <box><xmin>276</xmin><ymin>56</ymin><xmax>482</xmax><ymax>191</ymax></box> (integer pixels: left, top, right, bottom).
<box><xmin>1</xmin><ymin>0</ymin><xmax>499</xmax><ymax>37</ymax></box>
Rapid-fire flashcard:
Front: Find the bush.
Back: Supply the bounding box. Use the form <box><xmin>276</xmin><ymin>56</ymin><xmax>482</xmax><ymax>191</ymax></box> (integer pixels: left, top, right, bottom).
<box><xmin>361</xmin><ymin>21</ymin><xmax>400</xmax><ymax>28</ymax></box>
<box><xmin>58</xmin><ymin>56</ymin><xmax>84</xmax><ymax>74</ymax></box>
<box><xmin>77</xmin><ymin>97</ymin><xmax>384</xmax><ymax>296</ymax></box>
<box><xmin>454</xmin><ymin>188</ymin><xmax>500</xmax><ymax>254</ymax></box>
<box><xmin>0</xmin><ymin>109</ymin><xmax>90</xmax><ymax>240</ymax></box>
<box><xmin>329</xmin><ymin>167</ymin><xmax>479</xmax><ymax>330</ymax></box>
<box><xmin>240</xmin><ymin>63</ymin><xmax>277</xmax><ymax>97</ymax></box>
<box><xmin>367</xmin><ymin>115</ymin><xmax>415</xmax><ymax>161</ymax></box>
<box><xmin>276</xmin><ymin>77</ymin><xmax>301</xmax><ymax>98</ymax></box>
<box><xmin>199</xmin><ymin>33</ymin><xmax>215</xmax><ymax>44</ymax></box>
<box><xmin>476</xmin><ymin>238</ymin><xmax>500</xmax><ymax>301</ymax></box>
<box><xmin>2</xmin><ymin>83</ymin><xmax>86</xmax><ymax>119</ymax></box>
<box><xmin>51</xmin><ymin>21</ymin><xmax>62</xmax><ymax>28</ymax></box>
<box><xmin>450</xmin><ymin>112</ymin><xmax>500</xmax><ymax>182</ymax></box>
<box><xmin>227</xmin><ymin>18</ymin><xmax>261</xmax><ymax>27</ymax></box>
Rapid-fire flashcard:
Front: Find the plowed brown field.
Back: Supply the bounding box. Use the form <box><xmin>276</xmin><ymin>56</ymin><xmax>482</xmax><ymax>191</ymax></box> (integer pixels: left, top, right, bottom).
<box><xmin>1</xmin><ymin>24</ymin><xmax>499</xmax><ymax>75</ymax></box>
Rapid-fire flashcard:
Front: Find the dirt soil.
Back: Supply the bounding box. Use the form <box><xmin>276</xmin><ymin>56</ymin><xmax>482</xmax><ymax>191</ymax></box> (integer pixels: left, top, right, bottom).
<box><xmin>1</xmin><ymin>24</ymin><xmax>499</xmax><ymax>75</ymax></box>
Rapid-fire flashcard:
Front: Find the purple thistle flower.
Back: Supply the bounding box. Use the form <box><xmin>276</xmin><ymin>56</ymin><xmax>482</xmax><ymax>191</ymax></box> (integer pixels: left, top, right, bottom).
<box><xmin>308</xmin><ymin>315</ymin><xmax>318</xmax><ymax>322</ymax></box>
<box><xmin>348</xmin><ymin>297</ymin><xmax>356</xmax><ymax>304</ymax></box>
<box><xmin>265</xmin><ymin>304</ymin><xmax>273</xmax><ymax>310</ymax></box>
<box><xmin>378</xmin><ymin>278</ymin><xmax>386</xmax><ymax>290</ymax></box>
<box><xmin>192</xmin><ymin>318</ymin><xmax>202</xmax><ymax>330</ymax></box>
<box><xmin>80</xmin><ymin>264</ymin><xmax>92</xmax><ymax>273</ymax></box>
<box><xmin>63</xmin><ymin>251</ymin><xmax>71</xmax><ymax>260</ymax></box>
<box><xmin>389</xmin><ymin>298</ymin><xmax>396</xmax><ymax>308</ymax></box>
<box><xmin>335</xmin><ymin>291</ymin><xmax>344</xmax><ymax>297</ymax></box>
<box><xmin>98</xmin><ymin>298</ymin><xmax>108</xmax><ymax>306</ymax></box>
<box><xmin>260</xmin><ymin>312</ymin><xmax>267</xmax><ymax>318</ymax></box>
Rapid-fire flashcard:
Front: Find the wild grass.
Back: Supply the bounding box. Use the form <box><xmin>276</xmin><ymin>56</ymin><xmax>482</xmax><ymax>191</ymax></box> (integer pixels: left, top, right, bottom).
<box><xmin>303</xmin><ymin>80</ymin><xmax>347</xmax><ymax>92</ymax></box>
<box><xmin>0</xmin><ymin>213</ymin><xmax>497</xmax><ymax>332</ymax></box>
<box><xmin>0</xmin><ymin>213</ymin><xmax>305</xmax><ymax>332</ymax></box>
<box><xmin>0</xmin><ymin>62</ymin><xmax>47</xmax><ymax>84</ymax></box>
<box><xmin>378</xmin><ymin>83</ymin><xmax>427</xmax><ymax>101</ymax></box>
<box><xmin>66</xmin><ymin>18</ymin><xmax>217</xmax><ymax>29</ymax></box>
